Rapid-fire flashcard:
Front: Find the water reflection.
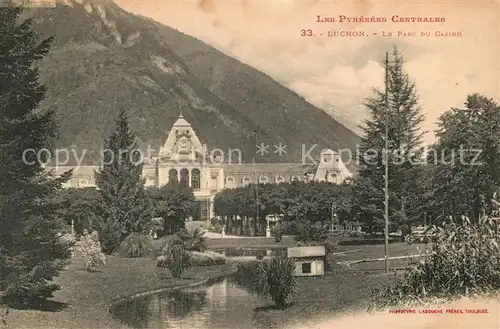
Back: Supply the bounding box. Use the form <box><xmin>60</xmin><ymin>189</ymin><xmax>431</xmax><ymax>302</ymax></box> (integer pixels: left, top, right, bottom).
<box><xmin>215</xmin><ymin>248</ymin><xmax>286</xmax><ymax>257</ymax></box>
<box><xmin>111</xmin><ymin>276</ymin><xmax>263</xmax><ymax>329</ymax></box>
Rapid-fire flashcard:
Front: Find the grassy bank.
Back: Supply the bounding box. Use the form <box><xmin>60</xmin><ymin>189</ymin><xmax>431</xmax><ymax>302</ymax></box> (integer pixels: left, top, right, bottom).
<box><xmin>235</xmin><ymin>242</ymin><xmax>422</xmax><ymax>328</ymax></box>
<box><xmin>331</xmin><ymin>242</ymin><xmax>425</xmax><ymax>271</ymax></box>
<box><xmin>5</xmin><ymin>253</ymin><xmax>235</xmax><ymax>329</ymax></box>
<box><xmin>253</xmin><ymin>270</ymin><xmax>396</xmax><ymax>328</ymax></box>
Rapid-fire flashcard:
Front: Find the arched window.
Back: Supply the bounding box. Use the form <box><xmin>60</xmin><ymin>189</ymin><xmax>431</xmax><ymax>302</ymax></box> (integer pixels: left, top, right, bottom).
<box><xmin>180</xmin><ymin>168</ymin><xmax>189</xmax><ymax>187</ymax></box>
<box><xmin>225</xmin><ymin>176</ymin><xmax>235</xmax><ymax>189</ymax></box>
<box><xmin>275</xmin><ymin>175</ymin><xmax>284</xmax><ymax>184</ymax></box>
<box><xmin>191</xmin><ymin>168</ymin><xmax>200</xmax><ymax>189</ymax></box>
<box><xmin>259</xmin><ymin>176</ymin><xmax>268</xmax><ymax>183</ymax></box>
<box><xmin>168</xmin><ymin>169</ymin><xmax>178</xmax><ymax>184</ymax></box>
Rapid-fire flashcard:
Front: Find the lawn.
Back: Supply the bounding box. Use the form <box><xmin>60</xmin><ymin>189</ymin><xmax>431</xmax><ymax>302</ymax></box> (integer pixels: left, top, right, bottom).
<box><xmin>331</xmin><ymin>242</ymin><xmax>427</xmax><ymax>271</ymax></box>
<box><xmin>5</xmin><ymin>253</ymin><xmax>236</xmax><ymax>329</ymax></box>
<box><xmin>253</xmin><ymin>270</ymin><xmax>396</xmax><ymax>328</ymax></box>
<box><xmin>4</xmin><ymin>238</ymin><xmax>422</xmax><ymax>329</ymax></box>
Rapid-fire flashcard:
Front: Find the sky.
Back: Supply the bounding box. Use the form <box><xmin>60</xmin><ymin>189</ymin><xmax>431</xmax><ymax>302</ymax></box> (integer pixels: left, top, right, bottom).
<box><xmin>113</xmin><ymin>0</ymin><xmax>499</xmax><ymax>144</ymax></box>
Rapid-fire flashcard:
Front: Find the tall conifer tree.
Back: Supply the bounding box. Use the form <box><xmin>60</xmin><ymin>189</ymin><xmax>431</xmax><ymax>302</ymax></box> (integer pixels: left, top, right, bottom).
<box><xmin>354</xmin><ymin>47</ymin><xmax>425</xmax><ymax>234</ymax></box>
<box><xmin>0</xmin><ymin>2</ymin><xmax>72</xmax><ymax>304</ymax></box>
<box><xmin>94</xmin><ymin>109</ymin><xmax>152</xmax><ymax>254</ymax></box>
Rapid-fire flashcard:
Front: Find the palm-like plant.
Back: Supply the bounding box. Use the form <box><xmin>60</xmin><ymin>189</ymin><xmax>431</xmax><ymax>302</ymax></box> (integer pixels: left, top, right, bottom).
<box><xmin>176</xmin><ymin>227</ymin><xmax>207</xmax><ymax>252</ymax></box>
<box><xmin>257</xmin><ymin>257</ymin><xmax>297</xmax><ymax>309</ymax></box>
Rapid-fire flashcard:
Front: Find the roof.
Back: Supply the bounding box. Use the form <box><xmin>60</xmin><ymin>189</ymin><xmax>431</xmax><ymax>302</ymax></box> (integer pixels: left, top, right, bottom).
<box><xmin>158</xmin><ymin>114</ymin><xmax>205</xmax><ymax>157</ymax></box>
<box><xmin>304</xmin><ymin>164</ymin><xmax>318</xmax><ymax>174</ymax></box>
<box><xmin>48</xmin><ymin>165</ymin><xmax>98</xmax><ymax>177</ymax></box>
<box><xmin>172</xmin><ymin>113</ymin><xmax>191</xmax><ymax>127</ymax></box>
<box><xmin>287</xmin><ymin>246</ymin><xmax>326</xmax><ymax>258</ymax></box>
<box><xmin>320</xmin><ymin>148</ymin><xmax>338</xmax><ymax>155</ymax></box>
<box><xmin>220</xmin><ymin>163</ymin><xmax>310</xmax><ymax>175</ymax></box>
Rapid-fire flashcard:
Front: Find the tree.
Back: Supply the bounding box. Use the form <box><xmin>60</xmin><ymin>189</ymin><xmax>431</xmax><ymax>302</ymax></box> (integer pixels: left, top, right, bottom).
<box><xmin>55</xmin><ymin>187</ymin><xmax>102</xmax><ymax>235</ymax></box>
<box><xmin>0</xmin><ymin>2</ymin><xmax>72</xmax><ymax>305</ymax></box>
<box><xmin>147</xmin><ymin>183</ymin><xmax>196</xmax><ymax>235</ymax></box>
<box><xmin>94</xmin><ymin>109</ymin><xmax>152</xmax><ymax>254</ymax></box>
<box><xmin>214</xmin><ymin>181</ymin><xmax>353</xmax><ymax>236</ymax></box>
<box><xmin>354</xmin><ymin>47</ymin><xmax>425</xmax><ymax>234</ymax></box>
<box><xmin>430</xmin><ymin>94</ymin><xmax>500</xmax><ymax>221</ymax></box>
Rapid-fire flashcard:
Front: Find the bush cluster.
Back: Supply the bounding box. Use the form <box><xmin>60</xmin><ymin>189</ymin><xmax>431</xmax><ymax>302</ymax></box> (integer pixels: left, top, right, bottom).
<box><xmin>78</xmin><ymin>231</ymin><xmax>106</xmax><ymax>272</ymax></box>
<box><xmin>116</xmin><ymin>232</ymin><xmax>153</xmax><ymax>258</ymax></box>
<box><xmin>372</xmin><ymin>216</ymin><xmax>500</xmax><ymax>309</ymax></box>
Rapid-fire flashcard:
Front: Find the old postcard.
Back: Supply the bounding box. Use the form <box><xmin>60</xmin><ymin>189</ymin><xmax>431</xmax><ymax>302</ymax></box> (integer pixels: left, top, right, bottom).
<box><xmin>0</xmin><ymin>0</ymin><xmax>499</xmax><ymax>329</ymax></box>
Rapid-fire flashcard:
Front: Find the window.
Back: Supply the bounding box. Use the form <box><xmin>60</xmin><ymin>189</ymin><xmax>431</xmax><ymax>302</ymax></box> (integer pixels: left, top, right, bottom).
<box><xmin>191</xmin><ymin>168</ymin><xmax>200</xmax><ymax>189</ymax></box>
<box><xmin>275</xmin><ymin>176</ymin><xmax>284</xmax><ymax>183</ymax></box>
<box><xmin>259</xmin><ymin>176</ymin><xmax>268</xmax><ymax>183</ymax></box>
<box><xmin>180</xmin><ymin>168</ymin><xmax>189</xmax><ymax>187</ymax></box>
<box><xmin>291</xmin><ymin>176</ymin><xmax>300</xmax><ymax>182</ymax></box>
<box><xmin>242</xmin><ymin>176</ymin><xmax>251</xmax><ymax>186</ymax></box>
<box><xmin>301</xmin><ymin>262</ymin><xmax>312</xmax><ymax>274</ymax></box>
<box><xmin>168</xmin><ymin>169</ymin><xmax>178</xmax><ymax>184</ymax></box>
<box><xmin>226</xmin><ymin>176</ymin><xmax>235</xmax><ymax>189</ymax></box>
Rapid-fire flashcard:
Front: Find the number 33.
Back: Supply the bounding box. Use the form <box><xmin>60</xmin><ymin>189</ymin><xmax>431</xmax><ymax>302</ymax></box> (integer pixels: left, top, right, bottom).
<box><xmin>300</xmin><ymin>29</ymin><xmax>313</xmax><ymax>36</ymax></box>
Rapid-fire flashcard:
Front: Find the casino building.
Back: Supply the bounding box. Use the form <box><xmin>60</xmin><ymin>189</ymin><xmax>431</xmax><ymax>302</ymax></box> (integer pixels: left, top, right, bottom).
<box><xmin>51</xmin><ymin>114</ymin><xmax>352</xmax><ymax>220</ymax></box>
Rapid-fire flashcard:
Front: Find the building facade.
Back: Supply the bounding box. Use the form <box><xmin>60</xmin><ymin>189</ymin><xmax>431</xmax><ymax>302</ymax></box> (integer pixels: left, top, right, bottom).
<box><xmin>51</xmin><ymin>114</ymin><xmax>352</xmax><ymax>220</ymax></box>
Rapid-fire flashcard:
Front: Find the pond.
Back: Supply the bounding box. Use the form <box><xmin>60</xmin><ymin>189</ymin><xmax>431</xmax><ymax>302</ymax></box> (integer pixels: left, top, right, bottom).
<box><xmin>110</xmin><ymin>275</ymin><xmax>268</xmax><ymax>329</ymax></box>
<box><xmin>213</xmin><ymin>248</ymin><xmax>287</xmax><ymax>257</ymax></box>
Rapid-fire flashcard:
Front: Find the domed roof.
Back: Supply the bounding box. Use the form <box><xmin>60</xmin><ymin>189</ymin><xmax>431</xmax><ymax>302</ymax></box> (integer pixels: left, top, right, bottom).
<box><xmin>172</xmin><ymin>113</ymin><xmax>191</xmax><ymax>127</ymax></box>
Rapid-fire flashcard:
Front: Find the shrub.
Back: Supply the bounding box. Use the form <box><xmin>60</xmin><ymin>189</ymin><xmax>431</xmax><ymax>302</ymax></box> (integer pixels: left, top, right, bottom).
<box><xmin>176</xmin><ymin>227</ymin><xmax>207</xmax><ymax>252</ymax></box>
<box><xmin>256</xmin><ymin>250</ymin><xmax>266</xmax><ymax>260</ymax></box>
<box><xmin>189</xmin><ymin>251</ymin><xmax>226</xmax><ymax>266</ymax></box>
<box><xmin>60</xmin><ymin>233</ymin><xmax>76</xmax><ymax>256</ymax></box>
<box><xmin>58</xmin><ymin>233</ymin><xmax>77</xmax><ymax>269</ymax></box>
<box><xmin>324</xmin><ymin>236</ymin><xmax>338</xmax><ymax>254</ymax></box>
<box><xmin>257</xmin><ymin>256</ymin><xmax>297</xmax><ymax>309</ymax></box>
<box><xmin>372</xmin><ymin>216</ymin><xmax>500</xmax><ymax>309</ymax></box>
<box><xmin>294</xmin><ymin>221</ymin><xmax>328</xmax><ymax>246</ymax></box>
<box><xmin>209</xmin><ymin>224</ymin><xmax>223</xmax><ymax>234</ymax></box>
<box><xmin>348</xmin><ymin>231</ymin><xmax>365</xmax><ymax>238</ymax></box>
<box><xmin>117</xmin><ymin>232</ymin><xmax>153</xmax><ymax>258</ymax></box>
<box><xmin>271</xmin><ymin>226</ymin><xmax>283</xmax><ymax>242</ymax></box>
<box><xmin>78</xmin><ymin>231</ymin><xmax>106</xmax><ymax>272</ymax></box>
<box><xmin>160</xmin><ymin>234</ymin><xmax>183</xmax><ymax>254</ymax></box>
<box><xmin>96</xmin><ymin>217</ymin><xmax>121</xmax><ymax>254</ymax></box>
<box><xmin>165</xmin><ymin>246</ymin><xmax>191</xmax><ymax>279</ymax></box>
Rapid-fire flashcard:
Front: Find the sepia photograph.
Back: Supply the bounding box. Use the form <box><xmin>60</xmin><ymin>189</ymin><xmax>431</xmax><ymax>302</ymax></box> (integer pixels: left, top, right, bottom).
<box><xmin>0</xmin><ymin>0</ymin><xmax>499</xmax><ymax>328</ymax></box>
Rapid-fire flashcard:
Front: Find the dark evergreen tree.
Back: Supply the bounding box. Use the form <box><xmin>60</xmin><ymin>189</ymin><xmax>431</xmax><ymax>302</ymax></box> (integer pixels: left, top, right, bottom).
<box><xmin>354</xmin><ymin>47</ymin><xmax>425</xmax><ymax>234</ymax></box>
<box><xmin>0</xmin><ymin>2</ymin><xmax>72</xmax><ymax>305</ymax></box>
<box><xmin>94</xmin><ymin>109</ymin><xmax>152</xmax><ymax>254</ymax></box>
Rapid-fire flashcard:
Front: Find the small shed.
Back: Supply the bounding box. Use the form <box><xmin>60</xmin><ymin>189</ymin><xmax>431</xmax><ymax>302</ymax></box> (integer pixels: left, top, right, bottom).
<box><xmin>287</xmin><ymin>246</ymin><xmax>326</xmax><ymax>277</ymax></box>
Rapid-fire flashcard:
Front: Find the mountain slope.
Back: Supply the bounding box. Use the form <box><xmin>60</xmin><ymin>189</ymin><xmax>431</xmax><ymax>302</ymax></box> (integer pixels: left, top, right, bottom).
<box><xmin>26</xmin><ymin>0</ymin><xmax>360</xmax><ymax>165</ymax></box>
